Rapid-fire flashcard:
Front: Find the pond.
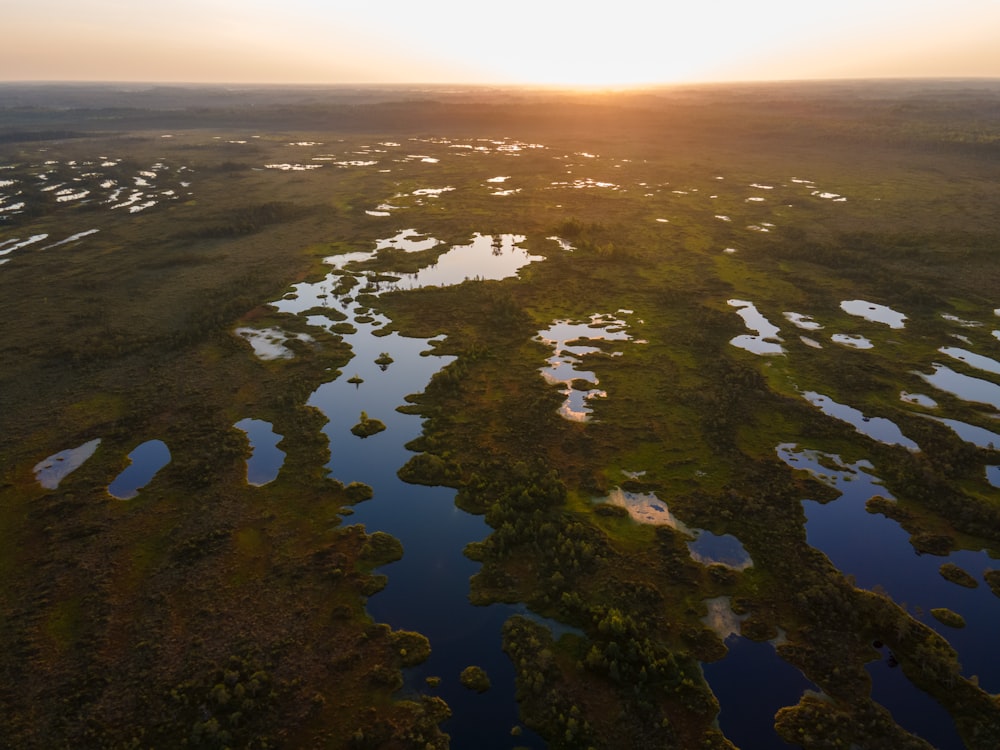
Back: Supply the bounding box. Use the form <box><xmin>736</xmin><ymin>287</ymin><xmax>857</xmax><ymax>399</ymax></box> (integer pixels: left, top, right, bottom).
<box><xmin>302</xmin><ymin>312</ymin><xmax>545</xmax><ymax>748</ymax></box>
<box><xmin>801</xmin><ymin>392</ymin><xmax>918</xmax><ymax>449</ymax></box>
<box><xmin>702</xmin><ymin>634</ymin><xmax>818</xmax><ymax>750</ymax></box>
<box><xmin>840</xmin><ymin>299</ymin><xmax>907</xmax><ymax>329</ymax></box>
<box><xmin>244</xmin><ymin>229</ymin><xmax>557</xmax><ymax>747</ymax></box>
<box><xmin>536</xmin><ymin>313</ymin><xmax>638</xmax><ymax>422</ymax></box>
<box><xmin>34</xmin><ymin>438</ymin><xmax>101</xmax><ymax>489</ymax></box>
<box><xmin>777</xmin><ymin>442</ymin><xmax>999</xmax><ymax>748</ymax></box>
<box><xmin>728</xmin><ymin>299</ymin><xmax>784</xmax><ymax>356</ymax></box>
<box><xmin>234</xmin><ymin>419</ymin><xmax>285</xmax><ymax>486</ymax></box>
<box><xmin>918</xmin><ymin>363</ymin><xmax>1000</xmax><ymax>410</ymax></box>
<box><xmin>108</xmin><ymin>439</ymin><xmax>171</xmax><ymax>500</ymax></box>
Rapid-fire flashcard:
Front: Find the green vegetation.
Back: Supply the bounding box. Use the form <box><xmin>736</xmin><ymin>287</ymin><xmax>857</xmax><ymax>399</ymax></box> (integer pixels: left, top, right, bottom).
<box><xmin>940</xmin><ymin>562</ymin><xmax>979</xmax><ymax>589</ymax></box>
<box><xmin>459</xmin><ymin>666</ymin><xmax>491</xmax><ymax>693</ymax></box>
<box><xmin>351</xmin><ymin>411</ymin><xmax>386</xmax><ymax>438</ymax></box>
<box><xmin>931</xmin><ymin>608</ymin><xmax>967</xmax><ymax>629</ymax></box>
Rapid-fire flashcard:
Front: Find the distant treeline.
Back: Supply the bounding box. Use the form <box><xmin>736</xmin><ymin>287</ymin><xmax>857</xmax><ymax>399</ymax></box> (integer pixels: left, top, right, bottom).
<box><xmin>0</xmin><ymin>130</ymin><xmax>90</xmax><ymax>143</ymax></box>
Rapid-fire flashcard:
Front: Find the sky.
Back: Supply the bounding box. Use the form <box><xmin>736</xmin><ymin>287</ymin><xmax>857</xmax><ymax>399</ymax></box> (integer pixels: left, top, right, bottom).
<box><xmin>5</xmin><ymin>1</ymin><xmax>1000</xmax><ymax>87</ymax></box>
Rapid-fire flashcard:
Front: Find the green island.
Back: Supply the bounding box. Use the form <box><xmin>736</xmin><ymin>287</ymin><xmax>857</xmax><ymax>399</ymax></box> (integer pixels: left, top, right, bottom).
<box><xmin>2</xmin><ymin>81</ymin><xmax>1000</xmax><ymax>749</ymax></box>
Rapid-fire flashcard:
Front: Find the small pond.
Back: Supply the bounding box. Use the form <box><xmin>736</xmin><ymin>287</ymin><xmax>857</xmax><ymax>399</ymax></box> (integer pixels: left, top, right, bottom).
<box><xmin>108</xmin><ymin>439</ymin><xmax>171</xmax><ymax>500</ymax></box>
<box><xmin>34</xmin><ymin>438</ymin><xmax>101</xmax><ymax>489</ymax></box>
<box><xmin>234</xmin><ymin>419</ymin><xmax>285</xmax><ymax>486</ymax></box>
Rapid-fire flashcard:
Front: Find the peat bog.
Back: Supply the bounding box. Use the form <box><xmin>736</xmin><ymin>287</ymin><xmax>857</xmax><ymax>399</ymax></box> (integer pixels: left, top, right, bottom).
<box><xmin>2</xmin><ymin>80</ymin><xmax>1000</xmax><ymax>749</ymax></box>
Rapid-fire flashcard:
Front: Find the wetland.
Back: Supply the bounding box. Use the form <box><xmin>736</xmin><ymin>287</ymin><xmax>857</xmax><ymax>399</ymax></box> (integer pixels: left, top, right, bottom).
<box><xmin>2</xmin><ymin>80</ymin><xmax>1000</xmax><ymax>749</ymax></box>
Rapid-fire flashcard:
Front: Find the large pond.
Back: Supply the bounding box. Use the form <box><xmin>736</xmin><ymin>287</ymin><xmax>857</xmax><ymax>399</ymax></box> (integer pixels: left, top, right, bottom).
<box><xmin>243</xmin><ymin>229</ymin><xmax>550</xmax><ymax>746</ymax></box>
<box><xmin>777</xmin><ymin>443</ymin><xmax>998</xmax><ymax>749</ymax></box>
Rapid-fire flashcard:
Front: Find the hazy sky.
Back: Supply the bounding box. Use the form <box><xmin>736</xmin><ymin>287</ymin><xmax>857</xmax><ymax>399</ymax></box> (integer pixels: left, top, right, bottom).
<box><xmin>6</xmin><ymin>1</ymin><xmax>1000</xmax><ymax>87</ymax></box>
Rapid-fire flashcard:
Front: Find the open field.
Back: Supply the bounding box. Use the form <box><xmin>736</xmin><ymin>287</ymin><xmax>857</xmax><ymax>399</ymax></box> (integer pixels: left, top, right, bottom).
<box><xmin>2</xmin><ymin>80</ymin><xmax>1000</xmax><ymax>749</ymax></box>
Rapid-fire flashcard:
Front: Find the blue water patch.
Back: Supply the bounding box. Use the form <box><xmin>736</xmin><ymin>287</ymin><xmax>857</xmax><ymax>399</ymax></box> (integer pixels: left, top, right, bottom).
<box><xmin>778</xmin><ymin>443</ymin><xmax>997</xmax><ymax>746</ymax></box>
<box><xmin>867</xmin><ymin>648</ymin><xmax>963</xmax><ymax>749</ymax></box>
<box><xmin>702</xmin><ymin>636</ymin><xmax>816</xmax><ymax>749</ymax></box>
<box><xmin>108</xmin><ymin>439</ymin><xmax>171</xmax><ymax>499</ymax></box>
<box><xmin>688</xmin><ymin>531</ymin><xmax>753</xmax><ymax>569</ymax></box>
<box><xmin>234</xmin><ymin>418</ymin><xmax>285</xmax><ymax>486</ymax></box>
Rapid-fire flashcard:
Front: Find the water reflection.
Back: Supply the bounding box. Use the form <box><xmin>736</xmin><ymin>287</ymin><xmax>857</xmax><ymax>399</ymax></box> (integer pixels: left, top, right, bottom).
<box><xmin>688</xmin><ymin>532</ymin><xmax>753</xmax><ymax>569</ymax></box>
<box><xmin>536</xmin><ymin>312</ymin><xmax>638</xmax><ymax>422</ymax></box>
<box><xmin>108</xmin><ymin>439</ymin><xmax>171</xmax><ymax>499</ymax></box>
<box><xmin>918</xmin><ymin>363</ymin><xmax>1000</xmax><ymax>410</ymax></box>
<box><xmin>777</xmin><ymin>443</ymin><xmax>1000</xmax><ymax>699</ymax></box>
<box><xmin>728</xmin><ymin>299</ymin><xmax>784</xmax><ymax>356</ymax></box>
<box><xmin>801</xmin><ymin>392</ymin><xmax>918</xmax><ymax>449</ymax></box>
<box><xmin>234</xmin><ymin>419</ymin><xmax>285</xmax><ymax>486</ymax></box>
<box><xmin>598</xmin><ymin>487</ymin><xmax>693</xmax><ymax>530</ymax></box>
<box><xmin>34</xmin><ymin>438</ymin><xmax>101</xmax><ymax>489</ymax></box>
<box><xmin>840</xmin><ymin>299</ymin><xmax>907</xmax><ymax>329</ymax></box>
<box><xmin>702</xmin><ymin>635</ymin><xmax>817</xmax><ymax>750</ymax></box>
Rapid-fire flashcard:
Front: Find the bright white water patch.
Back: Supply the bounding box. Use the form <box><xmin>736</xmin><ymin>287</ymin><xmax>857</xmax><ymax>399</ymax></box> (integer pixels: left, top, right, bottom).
<box><xmin>929</xmin><ymin>417</ymin><xmax>1000</xmax><ymax>449</ymax></box>
<box><xmin>412</xmin><ymin>187</ymin><xmax>454</xmax><ymax>196</ymax></box>
<box><xmin>34</xmin><ymin>439</ymin><xmax>101</xmax><ymax>489</ymax></box>
<box><xmin>378</xmin><ymin>234</ymin><xmax>541</xmax><ymax>290</ymax></box>
<box><xmin>812</xmin><ymin>190</ymin><xmax>845</xmax><ymax>201</ymax></box>
<box><xmin>900</xmin><ymin>391</ymin><xmax>937</xmax><ymax>408</ymax></box>
<box><xmin>235</xmin><ymin>327</ymin><xmax>313</xmax><ymax>360</ymax></box>
<box><xmin>264</xmin><ymin>163</ymin><xmax>322</xmax><ymax>171</ymax></box>
<box><xmin>335</xmin><ymin>160</ymin><xmax>378</xmax><ymax>167</ymax></box>
<box><xmin>599</xmin><ymin>488</ymin><xmax>693</xmax><ymax>529</ymax></box>
<box><xmin>750</xmin><ymin>183</ymin><xmax>775</xmax><ymax>190</ymax></box>
<box><xmin>723</xmin><ymin>248</ymin><xmax>737</xmax><ymax>254</ymax></box>
<box><xmin>129</xmin><ymin>201</ymin><xmax>157</xmax><ymax>213</ymax></box>
<box><xmin>40</xmin><ymin>229</ymin><xmax>99</xmax><ymax>250</ymax></box>
<box><xmin>0</xmin><ymin>234</ymin><xmax>47</xmax><ymax>256</ymax></box>
<box><xmin>728</xmin><ymin>299</ymin><xmax>784</xmax><ymax>356</ymax></box>
<box><xmin>547</xmin><ymin>236</ymin><xmax>575</xmax><ymax>252</ymax></box>
<box><xmin>235</xmin><ymin>418</ymin><xmax>286</xmax><ymax>486</ymax></box>
<box><xmin>108</xmin><ymin>440</ymin><xmax>171</xmax><ymax>500</ymax></box>
<box><xmin>374</xmin><ymin>228</ymin><xmax>440</xmax><ymax>253</ymax></box>
<box><xmin>688</xmin><ymin>532</ymin><xmax>752</xmax><ymax>569</ymax></box>
<box><xmin>784</xmin><ymin>312</ymin><xmax>823</xmax><ymax>331</ymax></box>
<box><xmin>366</xmin><ymin>210</ymin><xmax>390</xmax><ymax>216</ymax></box>
<box><xmin>745</xmin><ymin>196</ymin><xmax>766</xmax><ymax>202</ymax></box>
<box><xmin>491</xmin><ymin>189</ymin><xmax>520</xmax><ymax>196</ymax></box>
<box><xmin>550</xmin><ymin>178</ymin><xmax>619</xmax><ymax>190</ymax></box>
<box><xmin>655</xmin><ymin>218</ymin><xmax>669</xmax><ymax>223</ymax></box>
<box><xmin>288</xmin><ymin>141</ymin><xmax>321</xmax><ymax>146</ymax></box>
<box><xmin>777</xmin><ymin>443</ymin><xmax>876</xmax><ymax>488</ymax></box>
<box><xmin>918</xmin><ymin>364</ymin><xmax>1000</xmax><ymax>410</ymax></box>
<box><xmin>801</xmin><ymin>337</ymin><xmax>822</xmax><ymax>349</ymax></box>
<box><xmin>486</xmin><ymin>176</ymin><xmax>510</xmax><ymax>183</ymax></box>
<box><xmin>941</xmin><ymin>313</ymin><xmax>983</xmax><ymax>328</ymax></box>
<box><xmin>988</xmin><ymin>466</ymin><xmax>1000</xmax><ymax>488</ymax></box>
<box><xmin>747</xmin><ymin>225</ymin><xmax>770</xmax><ymax>232</ymax></box>
<box><xmin>940</xmin><ymin>347</ymin><xmax>1000</xmax><ymax>376</ymax></box>
<box><xmin>0</xmin><ymin>202</ymin><xmax>25</xmax><ymax>213</ymax></box>
<box><xmin>831</xmin><ymin>334</ymin><xmax>873</xmax><ymax>349</ymax></box>
<box><xmin>802</xmin><ymin>392</ymin><xmax>919</xmax><ymax>449</ymax></box>
<box><xmin>715</xmin><ymin>215</ymin><xmax>732</xmax><ymax>222</ymax></box>
<box><xmin>537</xmin><ymin>312</ymin><xmax>638</xmax><ymax>422</ymax></box>
<box><xmin>702</xmin><ymin>596</ymin><xmax>748</xmax><ymax>641</ymax></box>
<box><xmin>841</xmin><ymin>300</ymin><xmax>907</xmax><ymax>328</ymax></box>
<box><xmin>0</xmin><ymin>179</ymin><xmax>15</xmax><ymax>188</ymax></box>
